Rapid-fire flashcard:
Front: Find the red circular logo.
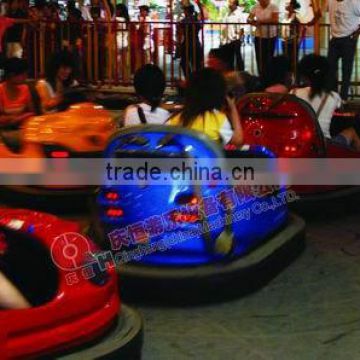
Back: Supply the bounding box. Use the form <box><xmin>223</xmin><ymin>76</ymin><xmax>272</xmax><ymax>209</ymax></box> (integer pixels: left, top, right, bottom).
<box><xmin>51</xmin><ymin>232</ymin><xmax>91</xmax><ymax>270</ymax></box>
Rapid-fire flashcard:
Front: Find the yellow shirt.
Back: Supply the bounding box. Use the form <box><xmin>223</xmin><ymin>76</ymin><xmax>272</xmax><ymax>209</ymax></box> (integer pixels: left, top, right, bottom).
<box><xmin>168</xmin><ymin>110</ymin><xmax>233</xmax><ymax>144</ymax></box>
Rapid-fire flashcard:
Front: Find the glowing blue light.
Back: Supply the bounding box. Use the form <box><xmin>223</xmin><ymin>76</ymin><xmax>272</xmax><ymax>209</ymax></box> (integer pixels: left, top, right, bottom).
<box><xmin>98</xmin><ymin>130</ymin><xmax>288</xmax><ymax>266</ymax></box>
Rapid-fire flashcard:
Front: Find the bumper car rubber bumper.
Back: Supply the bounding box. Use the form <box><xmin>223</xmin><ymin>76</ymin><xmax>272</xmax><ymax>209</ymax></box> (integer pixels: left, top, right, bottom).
<box><xmin>0</xmin><ymin>185</ymin><xmax>96</xmax><ymax>213</ymax></box>
<box><xmin>290</xmin><ymin>186</ymin><xmax>360</xmax><ymax>216</ymax></box>
<box><xmin>116</xmin><ymin>213</ymin><xmax>305</xmax><ymax>304</ymax></box>
<box><xmin>57</xmin><ymin>305</ymin><xmax>143</xmax><ymax>360</ymax></box>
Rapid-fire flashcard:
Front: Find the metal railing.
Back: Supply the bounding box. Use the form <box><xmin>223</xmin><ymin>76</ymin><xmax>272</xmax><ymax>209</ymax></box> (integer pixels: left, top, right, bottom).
<box><xmin>6</xmin><ymin>20</ymin><xmax>359</xmax><ymax>95</ymax></box>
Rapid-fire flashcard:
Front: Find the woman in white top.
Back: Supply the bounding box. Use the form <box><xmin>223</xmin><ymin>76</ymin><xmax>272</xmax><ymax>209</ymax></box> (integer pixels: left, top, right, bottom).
<box><xmin>123</xmin><ymin>64</ymin><xmax>170</xmax><ymax>126</ymax></box>
<box><xmin>115</xmin><ymin>4</ymin><xmax>130</xmax><ymax>80</ymax></box>
<box><xmin>291</xmin><ymin>54</ymin><xmax>360</xmax><ymax>150</ymax></box>
<box><xmin>137</xmin><ymin>5</ymin><xmax>152</xmax><ymax>66</ymax></box>
<box><xmin>281</xmin><ymin>1</ymin><xmax>321</xmax><ymax>72</ymax></box>
<box><xmin>36</xmin><ymin>52</ymin><xmax>78</xmax><ymax>113</ymax></box>
<box><xmin>282</xmin><ymin>0</ymin><xmax>302</xmax><ymax>66</ymax></box>
<box><xmin>247</xmin><ymin>0</ymin><xmax>279</xmax><ymax>76</ymax></box>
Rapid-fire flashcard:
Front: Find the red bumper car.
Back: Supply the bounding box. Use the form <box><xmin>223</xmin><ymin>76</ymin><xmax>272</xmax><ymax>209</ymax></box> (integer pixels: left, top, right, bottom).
<box><xmin>237</xmin><ymin>93</ymin><xmax>360</xmax><ymax>206</ymax></box>
<box><xmin>0</xmin><ymin>209</ymin><xmax>142</xmax><ymax>359</ymax></box>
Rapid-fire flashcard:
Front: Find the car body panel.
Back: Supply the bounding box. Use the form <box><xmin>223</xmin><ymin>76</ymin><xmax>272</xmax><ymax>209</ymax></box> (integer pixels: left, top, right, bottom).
<box><xmin>0</xmin><ymin>209</ymin><xmax>120</xmax><ymax>359</ymax></box>
<box><xmin>24</xmin><ymin>103</ymin><xmax>116</xmax><ymax>154</ymax></box>
<box><xmin>0</xmin><ymin>103</ymin><xmax>118</xmax><ymax>194</ymax></box>
<box><xmin>96</xmin><ymin>126</ymin><xmax>288</xmax><ymax>266</ymax></box>
<box><xmin>238</xmin><ymin>93</ymin><xmax>360</xmax><ymax>195</ymax></box>
<box><xmin>0</xmin><ymin>103</ymin><xmax>117</xmax><ymax>158</ymax></box>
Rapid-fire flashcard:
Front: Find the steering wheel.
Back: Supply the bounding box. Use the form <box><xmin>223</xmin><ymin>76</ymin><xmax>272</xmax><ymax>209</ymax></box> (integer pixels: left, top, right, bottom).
<box><xmin>105</xmin><ymin>125</ymin><xmax>225</xmax><ymax>159</ymax></box>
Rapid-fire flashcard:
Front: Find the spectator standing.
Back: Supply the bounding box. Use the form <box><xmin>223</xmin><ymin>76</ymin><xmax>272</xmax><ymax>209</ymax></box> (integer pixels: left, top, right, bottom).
<box><xmin>115</xmin><ymin>4</ymin><xmax>130</xmax><ymax>81</ymax></box>
<box><xmin>327</xmin><ymin>0</ymin><xmax>360</xmax><ymax>101</ymax></box>
<box><xmin>247</xmin><ymin>0</ymin><xmax>279</xmax><ymax>76</ymax></box>
<box><xmin>65</xmin><ymin>0</ymin><xmax>82</xmax><ymax>46</ymax></box>
<box><xmin>138</xmin><ymin>5</ymin><xmax>151</xmax><ymax>66</ymax></box>
<box><xmin>221</xmin><ymin>0</ymin><xmax>246</xmax><ymax>71</ymax></box>
<box><xmin>48</xmin><ymin>1</ymin><xmax>62</xmax><ymax>53</ymax></box>
<box><xmin>79</xmin><ymin>0</ymin><xmax>92</xmax><ymax>21</ymax></box>
<box><xmin>0</xmin><ymin>16</ymin><xmax>16</xmax><ymax>69</ymax></box>
<box><xmin>1</xmin><ymin>2</ymin><xmax>8</xmax><ymax>16</ymax></box>
<box><xmin>64</xmin><ymin>1</ymin><xmax>83</xmax><ymax>77</ymax></box>
<box><xmin>281</xmin><ymin>0</ymin><xmax>302</xmax><ymax>66</ymax></box>
<box><xmin>5</xmin><ymin>0</ymin><xmax>27</xmax><ymax>58</ymax></box>
<box><xmin>88</xmin><ymin>0</ymin><xmax>108</xmax><ymax>81</ymax></box>
<box><xmin>28</xmin><ymin>0</ymin><xmax>46</xmax><ymax>78</ymax></box>
<box><xmin>281</xmin><ymin>1</ymin><xmax>321</xmax><ymax>73</ymax></box>
<box><xmin>177</xmin><ymin>4</ymin><xmax>203</xmax><ymax>78</ymax></box>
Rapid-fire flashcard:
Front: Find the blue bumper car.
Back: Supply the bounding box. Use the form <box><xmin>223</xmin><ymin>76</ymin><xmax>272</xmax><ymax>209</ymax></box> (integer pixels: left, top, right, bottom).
<box><xmin>92</xmin><ymin>126</ymin><xmax>305</xmax><ymax>302</ymax></box>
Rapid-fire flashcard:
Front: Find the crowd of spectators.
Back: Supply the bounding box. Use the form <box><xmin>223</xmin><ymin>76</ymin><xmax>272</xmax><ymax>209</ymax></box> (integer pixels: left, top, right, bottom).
<box><xmin>0</xmin><ymin>0</ymin><xmax>159</xmax><ymax>80</ymax></box>
<box><xmin>0</xmin><ymin>1</ymin><xmax>359</xmax><ymax>149</ymax></box>
<box><xmin>123</xmin><ymin>51</ymin><xmax>360</xmax><ymax>151</ymax></box>
<box><xmin>0</xmin><ymin>0</ymin><xmax>358</xmax><ymax>102</ymax></box>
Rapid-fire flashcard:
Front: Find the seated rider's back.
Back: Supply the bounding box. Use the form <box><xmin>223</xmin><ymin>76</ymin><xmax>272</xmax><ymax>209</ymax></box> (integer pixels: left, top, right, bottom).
<box><xmin>168</xmin><ymin>109</ymin><xmax>233</xmax><ymax>144</ymax></box>
<box><xmin>123</xmin><ymin>102</ymin><xmax>170</xmax><ymax>126</ymax></box>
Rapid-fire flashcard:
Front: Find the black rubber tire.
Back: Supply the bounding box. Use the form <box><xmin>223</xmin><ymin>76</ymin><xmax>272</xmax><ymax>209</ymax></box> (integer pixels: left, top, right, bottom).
<box><xmin>0</xmin><ymin>186</ymin><xmax>97</xmax><ymax>214</ymax></box>
<box><xmin>114</xmin><ymin>214</ymin><xmax>306</xmax><ymax>305</ymax></box>
<box><xmin>57</xmin><ymin>305</ymin><xmax>143</xmax><ymax>360</ymax></box>
<box><xmin>291</xmin><ymin>186</ymin><xmax>360</xmax><ymax>218</ymax></box>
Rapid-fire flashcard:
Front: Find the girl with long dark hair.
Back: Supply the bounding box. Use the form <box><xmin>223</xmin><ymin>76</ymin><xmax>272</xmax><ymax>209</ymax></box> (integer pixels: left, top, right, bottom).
<box><xmin>291</xmin><ymin>54</ymin><xmax>360</xmax><ymax>150</ymax></box>
<box><xmin>123</xmin><ymin>64</ymin><xmax>169</xmax><ymax>126</ymax></box>
<box><xmin>35</xmin><ymin>51</ymin><xmax>77</xmax><ymax>113</ymax></box>
<box><xmin>168</xmin><ymin>68</ymin><xmax>243</xmax><ymax>146</ymax></box>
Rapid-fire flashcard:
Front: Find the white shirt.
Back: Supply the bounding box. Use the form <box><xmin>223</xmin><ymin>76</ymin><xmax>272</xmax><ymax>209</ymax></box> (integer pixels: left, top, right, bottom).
<box><xmin>80</xmin><ymin>5</ymin><xmax>93</xmax><ymax>21</ymax></box>
<box><xmin>328</xmin><ymin>0</ymin><xmax>360</xmax><ymax>38</ymax></box>
<box><xmin>281</xmin><ymin>12</ymin><xmax>304</xmax><ymax>40</ymax></box>
<box><xmin>0</xmin><ymin>3</ymin><xmax>7</xmax><ymax>16</ymax></box>
<box><xmin>218</xmin><ymin>116</ymin><xmax>234</xmax><ymax>144</ymax></box>
<box><xmin>249</xmin><ymin>3</ymin><xmax>279</xmax><ymax>38</ymax></box>
<box><xmin>116</xmin><ymin>17</ymin><xmax>128</xmax><ymax>49</ymax></box>
<box><xmin>222</xmin><ymin>7</ymin><xmax>247</xmax><ymax>43</ymax></box>
<box><xmin>124</xmin><ymin>103</ymin><xmax>170</xmax><ymax>126</ymax></box>
<box><xmin>291</xmin><ymin>87</ymin><xmax>342</xmax><ymax>138</ymax></box>
<box><xmin>138</xmin><ymin>15</ymin><xmax>152</xmax><ymax>50</ymax></box>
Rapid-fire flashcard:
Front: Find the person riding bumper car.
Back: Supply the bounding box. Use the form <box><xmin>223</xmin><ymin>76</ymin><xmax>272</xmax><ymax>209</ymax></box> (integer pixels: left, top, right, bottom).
<box><xmin>0</xmin><ymin>101</ymin><xmax>118</xmax><ymax>210</ymax></box>
<box><xmin>91</xmin><ymin>125</ymin><xmax>305</xmax><ymax>303</ymax></box>
<box><xmin>237</xmin><ymin>93</ymin><xmax>360</xmax><ymax>209</ymax></box>
<box><xmin>0</xmin><ymin>208</ymin><xmax>143</xmax><ymax>359</ymax></box>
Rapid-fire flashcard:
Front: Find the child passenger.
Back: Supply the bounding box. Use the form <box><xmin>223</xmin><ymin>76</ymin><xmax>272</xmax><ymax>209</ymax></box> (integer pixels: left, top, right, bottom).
<box><xmin>264</xmin><ymin>55</ymin><xmax>293</xmax><ymax>94</ymax></box>
<box><xmin>0</xmin><ymin>234</ymin><xmax>30</xmax><ymax>309</ymax></box>
<box><xmin>0</xmin><ymin>58</ymin><xmax>34</xmax><ymax>128</ymax></box>
<box><xmin>291</xmin><ymin>54</ymin><xmax>360</xmax><ymax>150</ymax></box>
<box><xmin>168</xmin><ymin>68</ymin><xmax>243</xmax><ymax>147</ymax></box>
<box><xmin>123</xmin><ymin>64</ymin><xmax>170</xmax><ymax>126</ymax></box>
<box><xmin>0</xmin><ymin>270</ymin><xmax>30</xmax><ymax>309</ymax></box>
